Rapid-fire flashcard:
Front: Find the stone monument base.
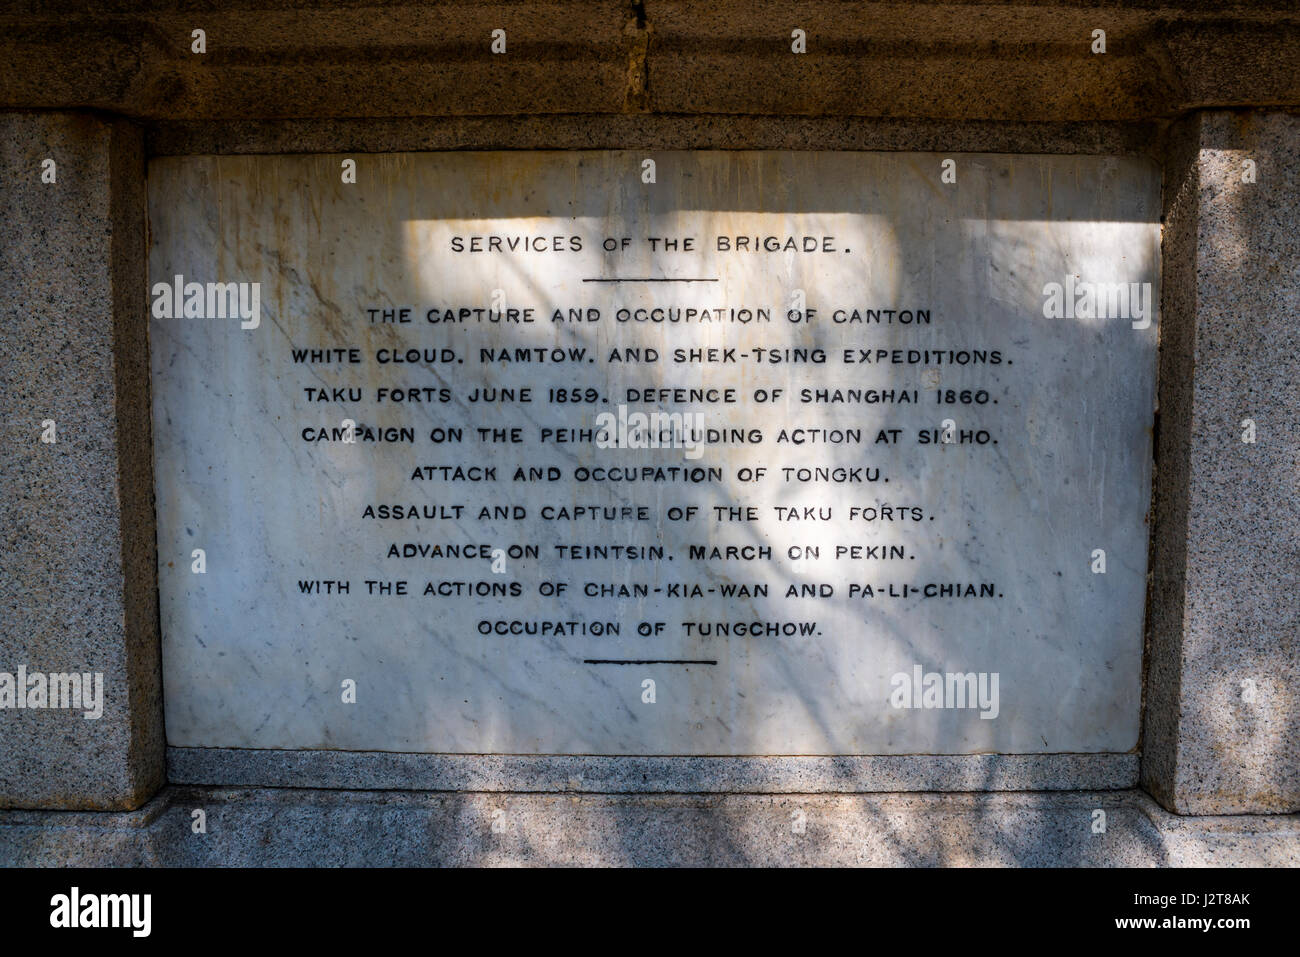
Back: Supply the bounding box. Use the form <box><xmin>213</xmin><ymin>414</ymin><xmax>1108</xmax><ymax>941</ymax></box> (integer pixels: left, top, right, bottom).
<box><xmin>2</xmin><ymin>788</ymin><xmax>1296</xmax><ymax>867</ymax></box>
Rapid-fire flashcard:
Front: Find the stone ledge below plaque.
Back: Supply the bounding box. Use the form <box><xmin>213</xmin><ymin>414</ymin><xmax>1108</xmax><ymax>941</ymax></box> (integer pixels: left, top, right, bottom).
<box><xmin>167</xmin><ymin>747</ymin><xmax>1137</xmax><ymax>793</ymax></box>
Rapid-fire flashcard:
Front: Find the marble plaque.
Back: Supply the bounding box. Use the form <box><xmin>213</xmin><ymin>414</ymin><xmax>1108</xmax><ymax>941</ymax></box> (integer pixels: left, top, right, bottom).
<box><xmin>149</xmin><ymin>151</ymin><xmax>1159</xmax><ymax>755</ymax></box>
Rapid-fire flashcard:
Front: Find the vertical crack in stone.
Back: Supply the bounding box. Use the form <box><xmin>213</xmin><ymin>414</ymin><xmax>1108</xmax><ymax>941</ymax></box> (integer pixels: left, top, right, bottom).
<box><xmin>623</xmin><ymin>0</ymin><xmax>651</xmax><ymax>113</ymax></box>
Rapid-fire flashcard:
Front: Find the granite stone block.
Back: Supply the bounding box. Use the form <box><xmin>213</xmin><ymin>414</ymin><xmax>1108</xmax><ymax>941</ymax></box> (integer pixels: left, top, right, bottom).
<box><xmin>166</xmin><ymin>747</ymin><xmax>1138</xmax><ymax>793</ymax></box>
<box><xmin>2</xmin><ymin>786</ymin><xmax>1298</xmax><ymax>866</ymax></box>
<box><xmin>0</xmin><ymin>112</ymin><xmax>163</xmax><ymax>811</ymax></box>
<box><xmin>1142</xmin><ymin>111</ymin><xmax>1300</xmax><ymax>815</ymax></box>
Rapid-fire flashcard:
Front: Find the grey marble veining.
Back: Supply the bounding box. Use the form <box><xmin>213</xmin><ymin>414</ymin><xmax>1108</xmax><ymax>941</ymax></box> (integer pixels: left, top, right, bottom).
<box><xmin>148</xmin><ymin>151</ymin><xmax>1158</xmax><ymax>755</ymax></box>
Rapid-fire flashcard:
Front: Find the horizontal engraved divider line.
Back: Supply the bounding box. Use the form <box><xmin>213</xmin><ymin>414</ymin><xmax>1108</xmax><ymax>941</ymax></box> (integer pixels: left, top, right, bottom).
<box><xmin>580</xmin><ymin>277</ymin><xmax>719</xmax><ymax>282</ymax></box>
<box><xmin>583</xmin><ymin>659</ymin><xmax>718</xmax><ymax>665</ymax></box>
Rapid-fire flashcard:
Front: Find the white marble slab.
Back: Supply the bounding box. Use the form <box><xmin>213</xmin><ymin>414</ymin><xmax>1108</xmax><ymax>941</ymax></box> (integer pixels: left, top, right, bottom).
<box><xmin>149</xmin><ymin>151</ymin><xmax>1158</xmax><ymax>754</ymax></box>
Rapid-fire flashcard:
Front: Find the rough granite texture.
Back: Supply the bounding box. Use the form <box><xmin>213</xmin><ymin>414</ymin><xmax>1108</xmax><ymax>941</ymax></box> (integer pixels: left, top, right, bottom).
<box><xmin>0</xmin><ymin>1</ymin><xmax>633</xmax><ymax>119</ymax></box>
<box><xmin>0</xmin><ymin>113</ymin><xmax>164</xmax><ymax>810</ymax></box>
<box><xmin>145</xmin><ymin>115</ymin><xmax>1161</xmax><ymax>158</ymax></box>
<box><xmin>1</xmin><ymin>3</ymin><xmax>1298</xmax><ymax>122</ymax></box>
<box><xmin>645</xmin><ymin>2</ymin><xmax>1300</xmax><ymax>120</ymax></box>
<box><xmin>1</xmin><ymin>786</ymin><xmax>1297</xmax><ymax>866</ymax></box>
<box><xmin>167</xmin><ymin>748</ymin><xmax>1138</xmax><ymax>794</ymax></box>
<box><xmin>1142</xmin><ymin>112</ymin><xmax>1300</xmax><ymax>815</ymax></box>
